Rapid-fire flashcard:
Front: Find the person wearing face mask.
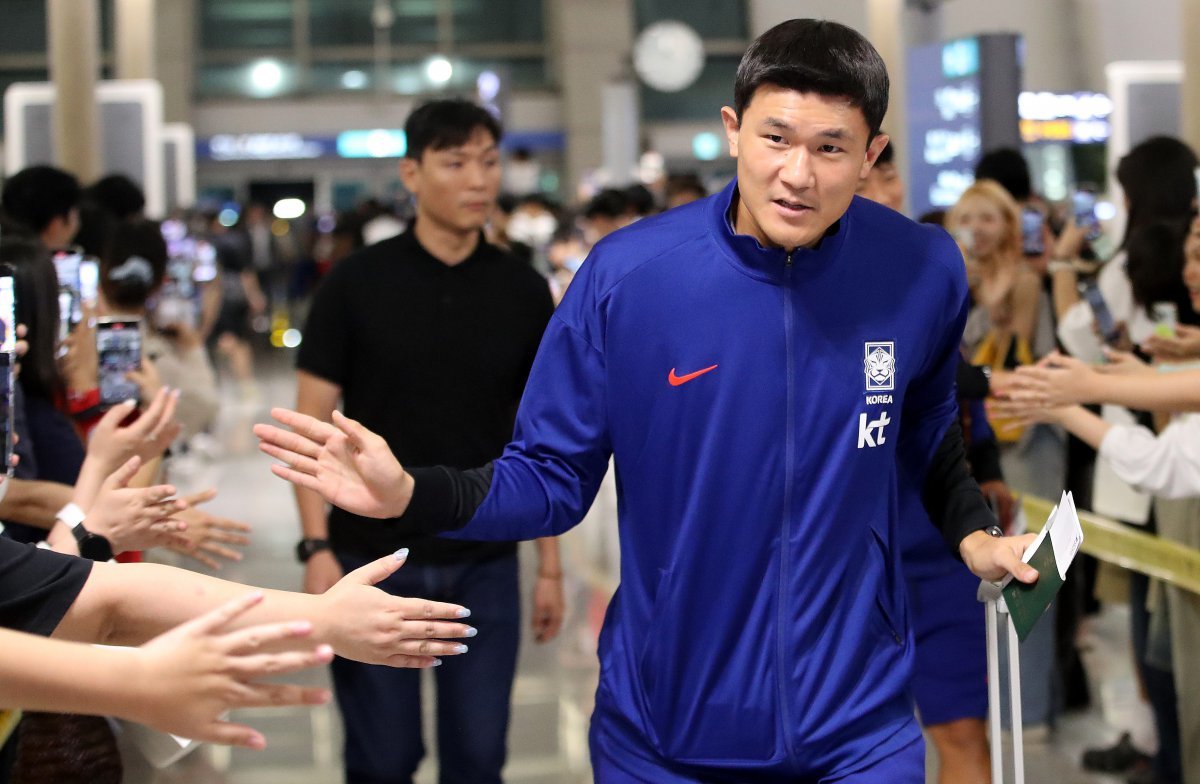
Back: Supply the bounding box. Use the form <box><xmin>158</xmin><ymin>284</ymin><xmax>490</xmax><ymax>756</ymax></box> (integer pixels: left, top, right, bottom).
<box><xmin>504</xmin><ymin>194</ymin><xmax>560</xmax><ymax>273</ymax></box>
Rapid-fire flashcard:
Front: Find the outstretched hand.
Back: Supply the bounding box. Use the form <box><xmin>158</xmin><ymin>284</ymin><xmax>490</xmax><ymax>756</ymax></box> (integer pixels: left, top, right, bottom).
<box><xmin>166</xmin><ymin>488</ymin><xmax>253</xmax><ymax>570</ymax></box>
<box><xmin>127</xmin><ymin>592</ymin><xmax>333</xmax><ymax>749</ymax></box>
<box><xmin>1001</xmin><ymin>351</ymin><xmax>1102</xmax><ymax>408</ymax></box>
<box><xmin>254</xmin><ymin>408</ymin><xmax>413</xmax><ymax>519</ymax></box>
<box><xmin>320</xmin><ymin>550</ymin><xmax>476</xmax><ymax>668</ymax></box>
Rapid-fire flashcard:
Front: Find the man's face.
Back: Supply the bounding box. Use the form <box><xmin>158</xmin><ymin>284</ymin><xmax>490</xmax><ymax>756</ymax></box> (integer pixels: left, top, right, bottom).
<box><xmin>400</xmin><ymin>126</ymin><xmax>501</xmax><ymax>234</ymax></box>
<box><xmin>43</xmin><ymin>207</ymin><xmax>80</xmax><ymax>250</ymax></box>
<box><xmin>857</xmin><ymin>162</ymin><xmax>904</xmax><ymax>213</ymax></box>
<box><xmin>721</xmin><ymin>86</ymin><xmax>889</xmax><ymax>250</ymax></box>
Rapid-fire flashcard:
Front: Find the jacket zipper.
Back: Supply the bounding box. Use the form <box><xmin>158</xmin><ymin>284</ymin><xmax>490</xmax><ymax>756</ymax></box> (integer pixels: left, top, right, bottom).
<box><xmin>777</xmin><ymin>251</ymin><xmax>799</xmax><ymax>764</ymax></box>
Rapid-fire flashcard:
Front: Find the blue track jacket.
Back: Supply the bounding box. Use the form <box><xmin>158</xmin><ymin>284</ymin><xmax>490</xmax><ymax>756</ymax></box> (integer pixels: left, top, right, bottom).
<box><xmin>450</xmin><ymin>179</ymin><xmax>970</xmax><ymax>777</ymax></box>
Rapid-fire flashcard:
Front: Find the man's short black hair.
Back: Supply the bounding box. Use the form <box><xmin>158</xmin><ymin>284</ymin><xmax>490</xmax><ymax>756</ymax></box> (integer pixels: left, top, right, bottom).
<box><xmin>404</xmin><ymin>99</ymin><xmax>502</xmax><ymax>161</ymax></box>
<box><xmin>1</xmin><ymin>165</ymin><xmax>82</xmax><ymax>234</ymax></box>
<box><xmin>85</xmin><ymin>174</ymin><xmax>146</xmax><ymax>220</ymax></box>
<box><xmin>974</xmin><ymin>148</ymin><xmax>1032</xmax><ymax>201</ymax></box>
<box><xmin>584</xmin><ymin>189</ymin><xmax>629</xmax><ymax>220</ymax></box>
<box><xmin>733</xmin><ymin>19</ymin><xmax>889</xmax><ymax>137</ymax></box>
<box><xmin>624</xmin><ymin>184</ymin><xmax>656</xmax><ymax>217</ymax></box>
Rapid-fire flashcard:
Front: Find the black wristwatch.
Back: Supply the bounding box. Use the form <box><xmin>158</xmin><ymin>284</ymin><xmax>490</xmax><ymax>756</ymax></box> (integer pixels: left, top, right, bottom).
<box><xmin>983</xmin><ymin>524</ymin><xmax>1004</xmax><ymax>538</ymax></box>
<box><xmin>296</xmin><ymin>538</ymin><xmax>331</xmax><ymax>563</ymax></box>
<box><xmin>59</xmin><ymin>503</ymin><xmax>114</xmax><ymax>562</ymax></box>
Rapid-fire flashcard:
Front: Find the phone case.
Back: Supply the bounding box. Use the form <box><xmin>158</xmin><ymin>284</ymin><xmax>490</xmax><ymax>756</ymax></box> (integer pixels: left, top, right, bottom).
<box><xmin>979</xmin><ymin>580</ymin><xmax>1026</xmax><ymax>784</ymax></box>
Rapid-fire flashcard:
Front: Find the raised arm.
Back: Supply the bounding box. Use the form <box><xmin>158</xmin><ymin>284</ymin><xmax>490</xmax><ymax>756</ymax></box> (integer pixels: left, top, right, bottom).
<box><xmin>0</xmin><ymin>595</ymin><xmax>332</xmax><ymax>749</ymax></box>
<box><xmin>56</xmin><ymin>549</ymin><xmax>474</xmax><ymax>669</ymax></box>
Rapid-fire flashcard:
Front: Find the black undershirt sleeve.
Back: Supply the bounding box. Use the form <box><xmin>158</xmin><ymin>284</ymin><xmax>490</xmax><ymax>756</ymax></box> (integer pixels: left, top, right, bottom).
<box><xmin>967</xmin><ymin>436</ymin><xmax>1005</xmax><ymax>486</ymax></box>
<box><xmin>922</xmin><ymin>419</ymin><xmax>998</xmax><ymax>557</ymax></box>
<box><xmin>955</xmin><ymin>358</ymin><xmax>991</xmax><ymax>401</ymax></box>
<box><xmin>400</xmin><ymin>464</ymin><xmax>495</xmax><ymax>533</ymax></box>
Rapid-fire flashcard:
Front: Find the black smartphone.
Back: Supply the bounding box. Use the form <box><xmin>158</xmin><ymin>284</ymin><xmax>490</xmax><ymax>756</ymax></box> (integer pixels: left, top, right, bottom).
<box><xmin>0</xmin><ymin>352</ymin><xmax>13</xmax><ymax>477</ymax></box>
<box><xmin>96</xmin><ymin>317</ymin><xmax>143</xmax><ymax>406</ymax></box>
<box><xmin>0</xmin><ymin>264</ymin><xmax>16</xmax><ymax>354</ymax></box>
<box><xmin>52</xmin><ymin>248</ymin><xmax>94</xmax><ymax>327</ymax></box>
<box><xmin>0</xmin><ymin>265</ymin><xmax>16</xmax><ymax>476</ymax></box>
<box><xmin>1081</xmin><ymin>281</ymin><xmax>1121</xmax><ymax>345</ymax></box>
<box><xmin>1072</xmin><ymin>188</ymin><xmax>1101</xmax><ymax>241</ymax></box>
<box><xmin>1020</xmin><ymin>206</ymin><xmax>1045</xmax><ymax>256</ymax></box>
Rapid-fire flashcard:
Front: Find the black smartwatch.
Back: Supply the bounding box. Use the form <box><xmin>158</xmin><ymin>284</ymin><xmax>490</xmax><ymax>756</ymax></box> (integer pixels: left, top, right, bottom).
<box><xmin>296</xmin><ymin>538</ymin><xmax>331</xmax><ymax>563</ymax></box>
<box><xmin>59</xmin><ymin>503</ymin><xmax>114</xmax><ymax>562</ymax></box>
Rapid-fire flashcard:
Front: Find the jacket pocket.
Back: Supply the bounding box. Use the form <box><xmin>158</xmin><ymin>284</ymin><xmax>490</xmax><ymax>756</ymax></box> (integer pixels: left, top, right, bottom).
<box><xmin>868</xmin><ymin>524</ymin><xmax>906</xmax><ymax>647</ymax></box>
<box><xmin>635</xmin><ymin>569</ymin><xmax>781</xmax><ymax>764</ymax></box>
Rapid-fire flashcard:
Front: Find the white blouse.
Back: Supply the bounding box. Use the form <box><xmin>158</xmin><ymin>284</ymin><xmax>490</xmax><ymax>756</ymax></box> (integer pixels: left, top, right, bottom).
<box><xmin>1099</xmin><ymin>413</ymin><xmax>1200</xmax><ymax>499</ymax></box>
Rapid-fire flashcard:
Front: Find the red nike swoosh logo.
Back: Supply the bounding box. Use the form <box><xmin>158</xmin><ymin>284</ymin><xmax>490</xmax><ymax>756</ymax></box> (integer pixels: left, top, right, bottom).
<box><xmin>668</xmin><ymin>364</ymin><xmax>718</xmax><ymax>386</ymax></box>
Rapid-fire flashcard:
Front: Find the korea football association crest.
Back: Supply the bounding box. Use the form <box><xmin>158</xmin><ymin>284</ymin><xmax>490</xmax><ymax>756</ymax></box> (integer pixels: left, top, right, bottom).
<box><xmin>864</xmin><ymin>342</ymin><xmax>895</xmax><ymax>392</ymax></box>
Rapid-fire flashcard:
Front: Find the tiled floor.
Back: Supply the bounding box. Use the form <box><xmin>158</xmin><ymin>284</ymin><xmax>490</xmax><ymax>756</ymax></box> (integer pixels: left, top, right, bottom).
<box><xmin>119</xmin><ymin>352</ymin><xmax>1157</xmax><ymax>783</ymax></box>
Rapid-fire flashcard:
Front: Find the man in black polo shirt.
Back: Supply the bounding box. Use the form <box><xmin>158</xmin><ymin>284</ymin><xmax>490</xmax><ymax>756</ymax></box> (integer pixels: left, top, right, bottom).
<box><xmin>293</xmin><ymin>100</ymin><xmax>562</xmax><ymax>784</ymax></box>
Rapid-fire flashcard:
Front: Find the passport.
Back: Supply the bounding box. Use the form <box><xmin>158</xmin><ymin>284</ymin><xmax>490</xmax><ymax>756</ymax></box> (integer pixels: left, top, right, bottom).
<box><xmin>1000</xmin><ymin>491</ymin><xmax>1082</xmax><ymax>643</ymax></box>
<box><xmin>1001</xmin><ymin>533</ymin><xmax>1062</xmax><ymax>642</ymax></box>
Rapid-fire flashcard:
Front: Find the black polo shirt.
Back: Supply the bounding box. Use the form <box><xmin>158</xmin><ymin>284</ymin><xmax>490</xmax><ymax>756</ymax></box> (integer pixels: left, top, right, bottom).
<box><xmin>0</xmin><ymin>536</ymin><xmax>92</xmax><ymax>635</ymax></box>
<box><xmin>297</xmin><ymin>227</ymin><xmax>553</xmax><ymax>564</ymax></box>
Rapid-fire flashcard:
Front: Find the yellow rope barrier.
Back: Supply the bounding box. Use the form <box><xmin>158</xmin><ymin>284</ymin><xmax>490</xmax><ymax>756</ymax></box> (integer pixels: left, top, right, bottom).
<box><xmin>1021</xmin><ymin>495</ymin><xmax>1200</xmax><ymax>596</ymax></box>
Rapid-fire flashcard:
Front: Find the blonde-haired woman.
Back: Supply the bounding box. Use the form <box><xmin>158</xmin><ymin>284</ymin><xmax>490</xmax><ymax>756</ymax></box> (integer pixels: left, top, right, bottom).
<box><xmin>948</xmin><ymin>178</ymin><xmax>1065</xmax><ymax>738</ymax></box>
<box><xmin>948</xmin><ymin>179</ymin><xmax>1043</xmax><ymax>360</ymax></box>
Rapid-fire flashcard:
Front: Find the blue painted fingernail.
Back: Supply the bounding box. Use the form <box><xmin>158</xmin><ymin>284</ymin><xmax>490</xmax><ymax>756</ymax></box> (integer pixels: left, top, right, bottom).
<box><xmin>431</xmin><ymin>658</ymin><xmax>443</xmax><ymax>667</ymax></box>
<box><xmin>453</xmin><ymin>644</ymin><xmax>469</xmax><ymax>654</ymax></box>
<box><xmin>464</xmin><ymin>627</ymin><xmax>478</xmax><ymax>638</ymax></box>
<box><xmin>456</xmin><ymin>608</ymin><xmax>471</xmax><ymax>618</ymax></box>
<box><xmin>393</xmin><ymin>548</ymin><xmax>409</xmax><ymax>561</ymax></box>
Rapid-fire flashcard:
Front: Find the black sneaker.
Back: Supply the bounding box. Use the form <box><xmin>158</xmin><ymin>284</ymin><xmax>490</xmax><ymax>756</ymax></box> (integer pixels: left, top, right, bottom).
<box><xmin>1082</xmin><ymin>732</ymin><xmax>1152</xmax><ymax>773</ymax></box>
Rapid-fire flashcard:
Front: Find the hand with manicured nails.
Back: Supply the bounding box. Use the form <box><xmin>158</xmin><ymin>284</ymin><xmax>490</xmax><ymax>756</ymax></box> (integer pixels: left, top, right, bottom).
<box><xmin>254</xmin><ymin>408</ymin><xmax>413</xmax><ymax>520</ymax></box>
<box><xmin>319</xmin><ymin>550</ymin><xmax>476</xmax><ymax>668</ymax></box>
<box><xmin>165</xmin><ymin>488</ymin><xmax>253</xmax><ymax>570</ymax></box>
<box><xmin>84</xmin><ymin>456</ymin><xmax>191</xmax><ymax>553</ymax></box>
<box><xmin>124</xmin><ymin>592</ymin><xmax>334</xmax><ymax>749</ymax></box>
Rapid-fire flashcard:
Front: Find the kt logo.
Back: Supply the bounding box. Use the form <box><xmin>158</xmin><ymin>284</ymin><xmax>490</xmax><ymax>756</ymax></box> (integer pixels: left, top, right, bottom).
<box><xmin>857</xmin><ymin>411</ymin><xmax>892</xmax><ymax>449</ymax></box>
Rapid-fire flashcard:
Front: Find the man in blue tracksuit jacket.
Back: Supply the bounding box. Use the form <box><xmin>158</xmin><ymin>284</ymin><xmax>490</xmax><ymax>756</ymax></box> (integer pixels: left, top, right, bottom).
<box><xmin>258</xmin><ymin>18</ymin><xmax>1041</xmax><ymax>783</ymax></box>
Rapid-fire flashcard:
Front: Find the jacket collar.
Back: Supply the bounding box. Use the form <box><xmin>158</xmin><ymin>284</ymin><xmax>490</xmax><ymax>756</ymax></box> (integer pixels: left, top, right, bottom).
<box><xmin>707</xmin><ymin>177</ymin><xmax>850</xmax><ymax>285</ymax></box>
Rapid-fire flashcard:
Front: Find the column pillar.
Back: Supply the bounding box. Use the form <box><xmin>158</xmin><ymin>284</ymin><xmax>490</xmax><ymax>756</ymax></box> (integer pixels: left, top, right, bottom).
<box><xmin>1183</xmin><ymin>0</ymin><xmax>1200</xmax><ymax>155</ymax></box>
<box><xmin>115</xmin><ymin>0</ymin><xmax>156</xmax><ymax>80</ymax></box>
<box><xmin>547</xmin><ymin>0</ymin><xmax>635</xmax><ymax>195</ymax></box>
<box><xmin>47</xmin><ymin>0</ymin><xmax>101</xmax><ymax>180</ymax></box>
